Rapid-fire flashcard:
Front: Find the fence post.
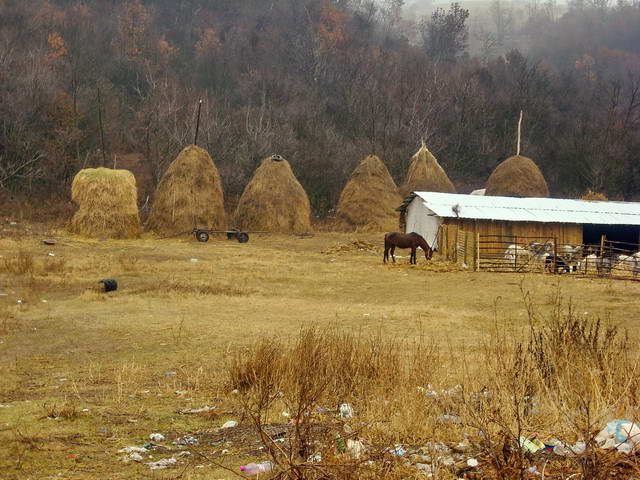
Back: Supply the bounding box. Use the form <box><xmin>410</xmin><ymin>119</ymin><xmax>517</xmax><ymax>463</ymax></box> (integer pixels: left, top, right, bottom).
<box><xmin>553</xmin><ymin>238</ymin><xmax>557</xmax><ymax>274</ymax></box>
<box><xmin>475</xmin><ymin>232</ymin><xmax>480</xmax><ymax>271</ymax></box>
<box><xmin>514</xmin><ymin>235</ymin><xmax>518</xmax><ymax>271</ymax></box>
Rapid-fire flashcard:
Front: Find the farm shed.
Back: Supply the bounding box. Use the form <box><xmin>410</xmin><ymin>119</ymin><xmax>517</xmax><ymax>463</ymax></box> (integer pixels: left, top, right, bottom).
<box><xmin>399</xmin><ymin>192</ymin><xmax>640</xmax><ymax>255</ymax></box>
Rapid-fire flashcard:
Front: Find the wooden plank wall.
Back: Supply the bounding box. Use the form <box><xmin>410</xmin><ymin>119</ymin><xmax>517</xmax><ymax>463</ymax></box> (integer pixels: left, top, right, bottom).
<box><xmin>441</xmin><ymin>219</ymin><xmax>583</xmax><ymax>247</ymax></box>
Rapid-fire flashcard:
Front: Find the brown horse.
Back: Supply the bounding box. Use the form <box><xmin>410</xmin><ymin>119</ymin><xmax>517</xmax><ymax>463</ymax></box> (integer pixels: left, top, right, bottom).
<box><xmin>384</xmin><ymin>232</ymin><xmax>433</xmax><ymax>265</ymax></box>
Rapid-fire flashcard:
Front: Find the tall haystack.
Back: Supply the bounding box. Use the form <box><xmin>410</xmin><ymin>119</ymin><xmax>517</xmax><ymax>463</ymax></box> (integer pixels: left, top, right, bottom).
<box><xmin>336</xmin><ymin>155</ymin><xmax>402</xmax><ymax>232</ymax></box>
<box><xmin>147</xmin><ymin>145</ymin><xmax>226</xmax><ymax>235</ymax></box>
<box><xmin>485</xmin><ymin>155</ymin><xmax>549</xmax><ymax>198</ymax></box>
<box><xmin>400</xmin><ymin>144</ymin><xmax>456</xmax><ymax>196</ymax></box>
<box><xmin>69</xmin><ymin>168</ymin><xmax>140</xmax><ymax>238</ymax></box>
<box><xmin>234</xmin><ymin>155</ymin><xmax>311</xmax><ymax>234</ymax></box>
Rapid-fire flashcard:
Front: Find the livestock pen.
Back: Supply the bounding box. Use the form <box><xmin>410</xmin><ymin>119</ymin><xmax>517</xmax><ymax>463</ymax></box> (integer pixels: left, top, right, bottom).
<box><xmin>399</xmin><ymin>192</ymin><xmax>640</xmax><ymax>280</ymax></box>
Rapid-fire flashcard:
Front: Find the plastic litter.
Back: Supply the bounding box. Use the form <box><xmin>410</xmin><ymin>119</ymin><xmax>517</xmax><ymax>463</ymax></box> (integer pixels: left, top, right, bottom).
<box><xmin>147</xmin><ymin>457</ymin><xmax>177</xmax><ymax>470</ymax></box>
<box><xmin>180</xmin><ymin>406</ymin><xmax>214</xmax><ymax>414</ymax></box>
<box><xmin>149</xmin><ymin>433</ymin><xmax>165</xmax><ymax>442</ymax></box>
<box><xmin>347</xmin><ymin>439</ymin><xmax>366</xmax><ymax>458</ymax></box>
<box><xmin>190</xmin><ymin>258</ymin><xmax>199</xmax><ymax>263</ymax></box>
<box><xmin>335</xmin><ymin>435</ymin><xmax>346</xmax><ymax>453</ymax></box>
<box><xmin>128</xmin><ymin>452</ymin><xmax>144</xmax><ymax>462</ymax></box>
<box><xmin>519</xmin><ymin>436</ymin><xmax>545</xmax><ymax>453</ymax></box>
<box><xmin>416</xmin><ymin>462</ymin><xmax>433</xmax><ymax>474</ymax></box>
<box><xmin>595</xmin><ymin>420</ymin><xmax>640</xmax><ymax>452</ymax></box>
<box><xmin>221</xmin><ymin>420</ymin><xmax>238</xmax><ymax>429</ymax></box>
<box><xmin>163</xmin><ymin>371</ymin><xmax>177</xmax><ymax>376</ymax></box>
<box><xmin>467</xmin><ymin>458</ymin><xmax>479</xmax><ymax>467</ymax></box>
<box><xmin>239</xmin><ymin>461</ymin><xmax>274</xmax><ymax>475</ymax></box>
<box><xmin>173</xmin><ymin>435</ymin><xmax>198</xmax><ymax>446</ymax></box>
<box><xmin>119</xmin><ymin>446</ymin><xmax>147</xmax><ymax>454</ymax></box>
<box><xmin>389</xmin><ymin>445</ymin><xmax>406</xmax><ymax>456</ymax></box>
<box><xmin>438</xmin><ymin>414</ymin><xmax>462</xmax><ymax>424</ymax></box>
<box><xmin>99</xmin><ymin>279</ymin><xmax>118</xmax><ymax>292</ymax></box>
<box><xmin>308</xmin><ymin>452</ymin><xmax>322</xmax><ymax>462</ymax></box>
<box><xmin>339</xmin><ymin>403</ymin><xmax>354</xmax><ymax>418</ymax></box>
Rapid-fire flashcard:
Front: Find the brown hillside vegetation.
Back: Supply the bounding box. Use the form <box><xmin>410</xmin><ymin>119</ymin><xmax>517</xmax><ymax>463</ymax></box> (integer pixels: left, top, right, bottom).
<box><xmin>336</xmin><ymin>155</ymin><xmax>401</xmax><ymax>232</ymax></box>
<box><xmin>147</xmin><ymin>145</ymin><xmax>226</xmax><ymax>236</ymax></box>
<box><xmin>485</xmin><ymin>155</ymin><xmax>550</xmax><ymax>198</ymax></box>
<box><xmin>68</xmin><ymin>168</ymin><xmax>140</xmax><ymax>239</ymax></box>
<box><xmin>234</xmin><ymin>155</ymin><xmax>311</xmax><ymax>234</ymax></box>
<box><xmin>400</xmin><ymin>144</ymin><xmax>456</xmax><ymax>196</ymax></box>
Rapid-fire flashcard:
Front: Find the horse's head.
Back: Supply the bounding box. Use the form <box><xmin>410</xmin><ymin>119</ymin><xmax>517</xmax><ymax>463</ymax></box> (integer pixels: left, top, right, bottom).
<box><xmin>416</xmin><ymin>235</ymin><xmax>433</xmax><ymax>260</ymax></box>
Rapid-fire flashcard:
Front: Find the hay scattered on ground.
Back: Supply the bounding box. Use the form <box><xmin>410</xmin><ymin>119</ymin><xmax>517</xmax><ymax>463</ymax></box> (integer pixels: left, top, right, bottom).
<box><xmin>581</xmin><ymin>190</ymin><xmax>608</xmax><ymax>201</ymax></box>
<box><xmin>69</xmin><ymin>168</ymin><xmax>140</xmax><ymax>239</ymax></box>
<box><xmin>147</xmin><ymin>145</ymin><xmax>226</xmax><ymax>236</ymax></box>
<box><xmin>485</xmin><ymin>155</ymin><xmax>549</xmax><ymax>198</ymax></box>
<box><xmin>401</xmin><ymin>144</ymin><xmax>456</xmax><ymax>196</ymax></box>
<box><xmin>336</xmin><ymin>155</ymin><xmax>401</xmax><ymax>232</ymax></box>
<box><xmin>234</xmin><ymin>155</ymin><xmax>311</xmax><ymax>234</ymax></box>
<box><xmin>321</xmin><ymin>240</ymin><xmax>380</xmax><ymax>255</ymax></box>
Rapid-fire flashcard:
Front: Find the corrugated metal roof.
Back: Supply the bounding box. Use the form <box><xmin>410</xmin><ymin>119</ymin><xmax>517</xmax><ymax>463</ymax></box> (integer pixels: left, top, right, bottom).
<box><xmin>411</xmin><ymin>192</ymin><xmax>640</xmax><ymax>225</ymax></box>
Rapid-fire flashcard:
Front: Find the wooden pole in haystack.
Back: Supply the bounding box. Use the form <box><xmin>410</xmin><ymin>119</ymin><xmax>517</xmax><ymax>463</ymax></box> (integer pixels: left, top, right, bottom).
<box><xmin>97</xmin><ymin>87</ymin><xmax>107</xmax><ymax>167</ymax></box>
<box><xmin>194</xmin><ymin>99</ymin><xmax>203</xmax><ymax>146</ymax></box>
<box><xmin>516</xmin><ymin>110</ymin><xmax>523</xmax><ymax>156</ymax></box>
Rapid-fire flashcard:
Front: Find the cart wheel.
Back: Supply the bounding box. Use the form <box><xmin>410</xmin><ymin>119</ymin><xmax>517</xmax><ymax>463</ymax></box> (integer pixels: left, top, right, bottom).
<box><xmin>236</xmin><ymin>232</ymin><xmax>249</xmax><ymax>243</ymax></box>
<box><xmin>196</xmin><ymin>231</ymin><xmax>210</xmax><ymax>243</ymax></box>
<box><xmin>227</xmin><ymin>228</ymin><xmax>239</xmax><ymax>240</ymax></box>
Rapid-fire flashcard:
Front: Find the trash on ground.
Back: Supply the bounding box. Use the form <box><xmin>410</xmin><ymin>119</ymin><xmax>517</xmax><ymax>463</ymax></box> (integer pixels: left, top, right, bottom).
<box><xmin>99</xmin><ymin>278</ymin><xmax>118</xmax><ymax>292</ymax></box>
<box><xmin>347</xmin><ymin>439</ymin><xmax>366</xmax><ymax>458</ymax></box>
<box><xmin>467</xmin><ymin>458</ymin><xmax>479</xmax><ymax>467</ymax></box>
<box><xmin>339</xmin><ymin>403</ymin><xmax>354</xmax><ymax>418</ymax></box>
<box><xmin>149</xmin><ymin>433</ymin><xmax>165</xmax><ymax>442</ymax></box>
<box><xmin>163</xmin><ymin>371</ymin><xmax>177</xmax><ymax>376</ymax></box>
<box><xmin>119</xmin><ymin>446</ymin><xmax>147</xmax><ymax>454</ymax></box>
<box><xmin>125</xmin><ymin>452</ymin><xmax>144</xmax><ymax>462</ymax></box>
<box><xmin>147</xmin><ymin>457</ymin><xmax>177</xmax><ymax>470</ymax></box>
<box><xmin>179</xmin><ymin>406</ymin><xmax>214</xmax><ymax>414</ymax></box>
<box><xmin>239</xmin><ymin>461</ymin><xmax>275</xmax><ymax>475</ymax></box>
<box><xmin>189</xmin><ymin>258</ymin><xmax>199</xmax><ymax>263</ymax></box>
<box><xmin>389</xmin><ymin>445</ymin><xmax>406</xmax><ymax>456</ymax></box>
<box><xmin>221</xmin><ymin>420</ymin><xmax>238</xmax><ymax>429</ymax></box>
<box><xmin>173</xmin><ymin>435</ymin><xmax>198</xmax><ymax>446</ymax></box>
<box><xmin>335</xmin><ymin>435</ymin><xmax>346</xmax><ymax>453</ymax></box>
<box><xmin>519</xmin><ymin>436</ymin><xmax>545</xmax><ymax>453</ymax></box>
<box><xmin>308</xmin><ymin>453</ymin><xmax>322</xmax><ymax>462</ymax></box>
<box><xmin>596</xmin><ymin>420</ymin><xmax>640</xmax><ymax>452</ymax></box>
<box><xmin>438</xmin><ymin>414</ymin><xmax>462</xmax><ymax>424</ymax></box>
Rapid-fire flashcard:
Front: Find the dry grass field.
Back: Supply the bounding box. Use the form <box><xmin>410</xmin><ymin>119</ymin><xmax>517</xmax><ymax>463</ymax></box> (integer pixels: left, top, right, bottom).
<box><xmin>2</xmin><ymin>223</ymin><xmax>640</xmax><ymax>479</ymax></box>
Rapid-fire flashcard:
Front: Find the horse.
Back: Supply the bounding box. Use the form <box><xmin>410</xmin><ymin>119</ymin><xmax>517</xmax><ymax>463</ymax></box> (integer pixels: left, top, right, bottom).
<box><xmin>383</xmin><ymin>232</ymin><xmax>433</xmax><ymax>265</ymax></box>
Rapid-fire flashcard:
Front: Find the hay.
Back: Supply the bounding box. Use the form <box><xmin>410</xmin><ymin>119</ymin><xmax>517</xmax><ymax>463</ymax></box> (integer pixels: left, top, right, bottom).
<box><xmin>147</xmin><ymin>145</ymin><xmax>226</xmax><ymax>236</ymax></box>
<box><xmin>485</xmin><ymin>155</ymin><xmax>549</xmax><ymax>198</ymax></box>
<box><xmin>400</xmin><ymin>144</ymin><xmax>456</xmax><ymax>196</ymax></box>
<box><xmin>69</xmin><ymin>168</ymin><xmax>140</xmax><ymax>239</ymax></box>
<box><xmin>336</xmin><ymin>155</ymin><xmax>402</xmax><ymax>232</ymax></box>
<box><xmin>234</xmin><ymin>155</ymin><xmax>311</xmax><ymax>234</ymax></box>
<box><xmin>581</xmin><ymin>190</ymin><xmax>608</xmax><ymax>201</ymax></box>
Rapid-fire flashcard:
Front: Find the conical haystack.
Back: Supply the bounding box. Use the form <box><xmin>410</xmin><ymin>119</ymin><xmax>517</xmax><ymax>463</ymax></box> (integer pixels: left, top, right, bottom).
<box><xmin>147</xmin><ymin>145</ymin><xmax>226</xmax><ymax>235</ymax></box>
<box><xmin>336</xmin><ymin>155</ymin><xmax>402</xmax><ymax>232</ymax></box>
<box><xmin>401</xmin><ymin>144</ymin><xmax>456</xmax><ymax>196</ymax></box>
<box><xmin>69</xmin><ymin>168</ymin><xmax>140</xmax><ymax>238</ymax></box>
<box><xmin>234</xmin><ymin>155</ymin><xmax>311</xmax><ymax>234</ymax></box>
<box><xmin>485</xmin><ymin>155</ymin><xmax>549</xmax><ymax>198</ymax></box>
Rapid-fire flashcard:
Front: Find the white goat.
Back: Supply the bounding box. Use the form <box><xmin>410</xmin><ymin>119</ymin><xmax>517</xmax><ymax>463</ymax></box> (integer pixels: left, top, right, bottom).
<box><xmin>504</xmin><ymin>244</ymin><xmax>532</xmax><ymax>263</ymax></box>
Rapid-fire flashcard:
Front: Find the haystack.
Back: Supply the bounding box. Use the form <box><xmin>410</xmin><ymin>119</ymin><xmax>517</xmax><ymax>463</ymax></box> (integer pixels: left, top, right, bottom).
<box><xmin>147</xmin><ymin>145</ymin><xmax>226</xmax><ymax>235</ymax></box>
<box><xmin>581</xmin><ymin>190</ymin><xmax>608</xmax><ymax>201</ymax></box>
<box><xmin>485</xmin><ymin>155</ymin><xmax>549</xmax><ymax>198</ymax></box>
<box><xmin>400</xmin><ymin>144</ymin><xmax>456</xmax><ymax>196</ymax></box>
<box><xmin>234</xmin><ymin>155</ymin><xmax>311</xmax><ymax>234</ymax></box>
<box><xmin>69</xmin><ymin>168</ymin><xmax>140</xmax><ymax>238</ymax></box>
<box><xmin>336</xmin><ymin>155</ymin><xmax>402</xmax><ymax>232</ymax></box>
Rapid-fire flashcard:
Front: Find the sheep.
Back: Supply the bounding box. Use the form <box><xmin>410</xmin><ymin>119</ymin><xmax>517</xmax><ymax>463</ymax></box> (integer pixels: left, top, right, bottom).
<box><xmin>504</xmin><ymin>244</ymin><xmax>531</xmax><ymax>263</ymax></box>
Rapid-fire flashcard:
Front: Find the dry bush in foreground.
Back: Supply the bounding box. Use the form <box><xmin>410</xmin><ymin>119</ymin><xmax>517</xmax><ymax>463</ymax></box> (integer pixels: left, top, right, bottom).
<box><xmin>227</xmin><ymin>291</ymin><xmax>640</xmax><ymax>479</ymax></box>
